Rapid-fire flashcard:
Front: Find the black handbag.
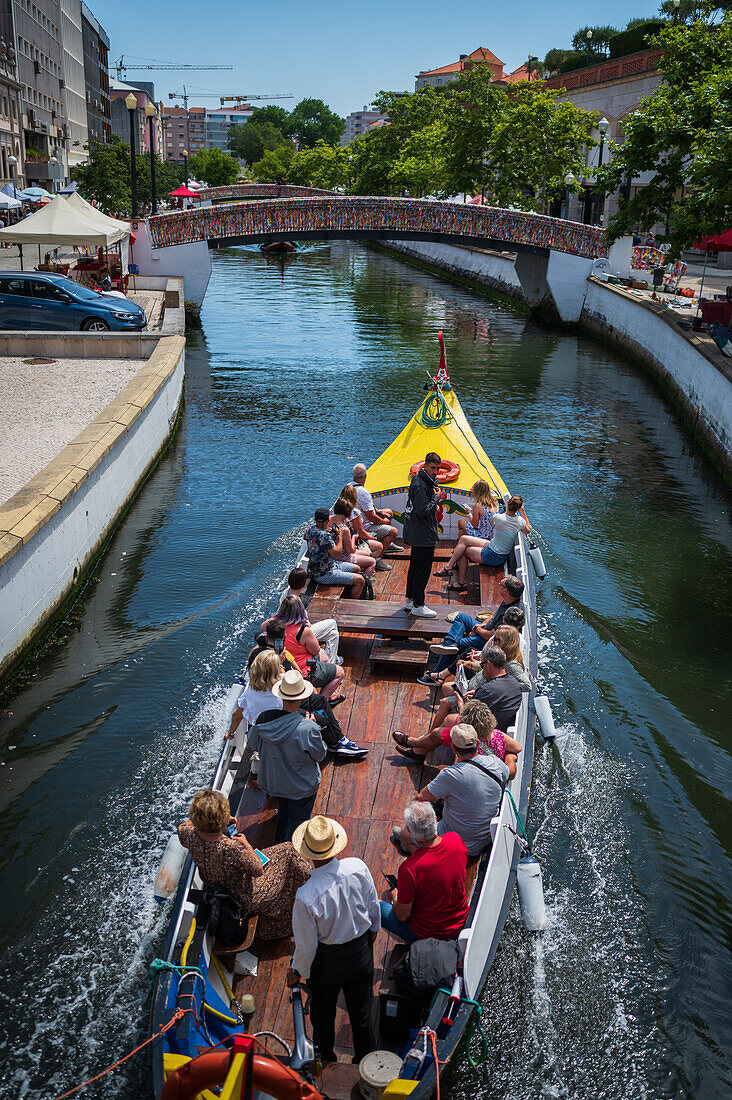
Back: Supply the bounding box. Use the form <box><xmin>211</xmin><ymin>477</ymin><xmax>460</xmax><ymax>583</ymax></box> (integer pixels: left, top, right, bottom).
<box><xmin>202</xmin><ymin>884</ymin><xmax>248</xmax><ymax>948</ymax></box>
<box><xmin>394</xmin><ymin>938</ymin><xmax>460</xmax><ymax>998</ymax></box>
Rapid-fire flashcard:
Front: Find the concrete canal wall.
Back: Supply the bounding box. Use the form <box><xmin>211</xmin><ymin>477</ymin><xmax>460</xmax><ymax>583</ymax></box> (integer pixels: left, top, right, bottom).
<box><xmin>0</xmin><ymin>333</ymin><xmax>186</xmax><ymax>682</ymax></box>
<box><xmin>380</xmin><ymin>240</ymin><xmax>732</xmax><ymax>484</ymax></box>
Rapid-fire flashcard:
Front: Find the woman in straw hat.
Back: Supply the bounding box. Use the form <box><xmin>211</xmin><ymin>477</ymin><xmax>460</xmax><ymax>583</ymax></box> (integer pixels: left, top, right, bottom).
<box><xmin>178</xmin><ymin>788</ymin><xmax>310</xmax><ymax>940</ymax></box>
<box><xmin>287</xmin><ymin>815</ymin><xmax>380</xmax><ymax>1064</ymax></box>
<box><xmin>247</xmin><ymin>668</ymin><xmax>327</xmax><ymax>842</ymax></box>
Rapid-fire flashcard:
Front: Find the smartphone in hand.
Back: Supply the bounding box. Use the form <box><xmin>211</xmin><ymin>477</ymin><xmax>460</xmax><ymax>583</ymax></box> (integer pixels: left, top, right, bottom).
<box><xmin>383</xmin><ymin>872</ymin><xmax>398</xmax><ymax>891</ymax></box>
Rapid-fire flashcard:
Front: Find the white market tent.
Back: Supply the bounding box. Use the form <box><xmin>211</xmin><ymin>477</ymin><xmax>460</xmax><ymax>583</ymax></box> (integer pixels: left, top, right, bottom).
<box><xmin>0</xmin><ymin>195</ymin><xmax>128</xmax><ymax>246</ymax></box>
<box><xmin>65</xmin><ymin>191</ymin><xmax>130</xmax><ymax>240</ymax></box>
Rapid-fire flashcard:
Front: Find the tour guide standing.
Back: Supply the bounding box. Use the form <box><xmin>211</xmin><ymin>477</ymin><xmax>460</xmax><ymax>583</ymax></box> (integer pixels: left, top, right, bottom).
<box><xmin>403</xmin><ymin>452</ymin><xmax>446</xmax><ymax>619</ymax></box>
<box><xmin>287</xmin><ymin>815</ymin><xmax>380</xmax><ymax>1064</ymax></box>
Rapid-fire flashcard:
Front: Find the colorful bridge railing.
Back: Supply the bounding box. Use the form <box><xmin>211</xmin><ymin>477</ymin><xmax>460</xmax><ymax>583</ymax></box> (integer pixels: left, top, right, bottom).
<box><xmin>197</xmin><ymin>183</ymin><xmax>333</xmax><ymax>202</ymax></box>
<box><xmin>148</xmin><ymin>197</ymin><xmax>608</xmax><ymax>259</ymax></box>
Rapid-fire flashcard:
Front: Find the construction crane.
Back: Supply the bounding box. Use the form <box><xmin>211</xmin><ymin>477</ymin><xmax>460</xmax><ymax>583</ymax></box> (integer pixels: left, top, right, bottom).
<box><xmin>113</xmin><ymin>55</ymin><xmax>233</xmax><ymax>79</ymax></box>
<box><xmin>167</xmin><ymin>92</ymin><xmax>293</xmax><ymax>105</ymax></box>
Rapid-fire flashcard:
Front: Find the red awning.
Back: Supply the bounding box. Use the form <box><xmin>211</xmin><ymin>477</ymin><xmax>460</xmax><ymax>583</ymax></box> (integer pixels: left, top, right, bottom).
<box><xmin>694</xmin><ymin>228</ymin><xmax>732</xmax><ymax>252</ymax></box>
<box><xmin>168</xmin><ymin>185</ymin><xmax>201</xmax><ymax>198</ymax></box>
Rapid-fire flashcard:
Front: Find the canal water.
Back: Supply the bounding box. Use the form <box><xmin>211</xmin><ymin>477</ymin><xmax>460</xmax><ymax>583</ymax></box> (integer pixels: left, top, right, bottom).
<box><xmin>0</xmin><ymin>243</ymin><xmax>730</xmax><ymax>1100</ymax></box>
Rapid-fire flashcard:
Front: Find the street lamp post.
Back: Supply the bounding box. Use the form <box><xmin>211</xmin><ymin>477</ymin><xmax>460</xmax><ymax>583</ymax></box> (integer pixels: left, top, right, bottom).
<box><xmin>7</xmin><ymin>153</ymin><xmax>17</xmax><ymax>200</ymax></box>
<box><xmin>182</xmin><ymin>148</ymin><xmax>189</xmax><ymax>188</ymax></box>
<box><xmin>594</xmin><ymin>116</ymin><xmax>609</xmax><ymax>224</ymax></box>
<box><xmin>673</xmin><ymin>0</ymin><xmax>681</xmax><ymax>23</ymax></box>
<box><xmin>527</xmin><ymin>55</ymin><xmax>538</xmax><ymax>81</ymax></box>
<box><xmin>564</xmin><ymin>172</ymin><xmax>576</xmax><ymax>220</ymax></box>
<box><xmin>50</xmin><ymin>153</ymin><xmax>58</xmax><ymax>194</ymax></box>
<box><xmin>586</xmin><ymin>29</ymin><xmax>593</xmax><ymax>60</ymax></box>
<box><xmin>125</xmin><ymin>91</ymin><xmax>139</xmax><ymax>218</ymax></box>
<box><xmin>145</xmin><ymin>101</ymin><xmax>158</xmax><ymax>214</ymax></box>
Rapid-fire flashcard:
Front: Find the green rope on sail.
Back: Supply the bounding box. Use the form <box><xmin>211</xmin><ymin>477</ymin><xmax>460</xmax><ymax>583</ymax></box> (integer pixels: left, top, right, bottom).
<box><xmin>432</xmin><ymin>988</ymin><xmax>488</xmax><ymax>1068</ymax></box>
<box><xmin>418</xmin><ymin>389</ymin><xmax>452</xmax><ymax>429</ymax></box>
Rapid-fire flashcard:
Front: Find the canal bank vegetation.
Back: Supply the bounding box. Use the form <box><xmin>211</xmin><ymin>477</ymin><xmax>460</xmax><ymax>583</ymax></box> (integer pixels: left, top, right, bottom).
<box><xmin>598</xmin><ymin>8</ymin><xmax>732</xmax><ymax>257</ymax></box>
<box><xmin>272</xmin><ymin>69</ymin><xmax>599</xmax><ymax>214</ymax></box>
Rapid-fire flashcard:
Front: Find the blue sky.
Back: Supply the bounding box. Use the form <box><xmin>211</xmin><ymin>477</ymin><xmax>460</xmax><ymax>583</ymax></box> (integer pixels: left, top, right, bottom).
<box><xmin>98</xmin><ymin>0</ymin><xmax>661</xmax><ymax>117</ymax></box>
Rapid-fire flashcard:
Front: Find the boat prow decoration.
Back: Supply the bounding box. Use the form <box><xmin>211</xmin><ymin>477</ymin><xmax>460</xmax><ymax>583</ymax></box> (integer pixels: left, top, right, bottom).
<box><xmin>366</xmin><ymin>334</ymin><xmax>508</xmax><ymax>535</ymax></box>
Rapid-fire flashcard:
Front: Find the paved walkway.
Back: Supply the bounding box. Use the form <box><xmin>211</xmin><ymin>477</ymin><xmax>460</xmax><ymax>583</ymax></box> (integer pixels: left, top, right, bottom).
<box><xmin>0</xmin><ymin>355</ymin><xmax>146</xmax><ymax>504</ymax></box>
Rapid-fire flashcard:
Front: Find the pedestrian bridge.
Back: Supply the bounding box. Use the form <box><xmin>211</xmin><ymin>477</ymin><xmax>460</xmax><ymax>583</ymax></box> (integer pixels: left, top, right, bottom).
<box><xmin>148</xmin><ymin>196</ymin><xmax>607</xmax><ymax>259</ymax></box>
<box><xmin>197</xmin><ymin>183</ymin><xmax>333</xmax><ymax>203</ymax></box>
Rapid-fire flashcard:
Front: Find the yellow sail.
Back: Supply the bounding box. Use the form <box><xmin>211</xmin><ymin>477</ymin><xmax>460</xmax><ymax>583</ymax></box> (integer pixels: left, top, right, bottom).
<box><xmin>366</xmin><ymin>386</ymin><xmax>508</xmax><ymax>499</ymax></box>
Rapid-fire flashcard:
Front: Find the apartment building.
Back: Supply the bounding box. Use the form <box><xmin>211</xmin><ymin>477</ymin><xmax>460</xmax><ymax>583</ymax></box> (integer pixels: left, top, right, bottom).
<box><xmin>162</xmin><ymin>104</ymin><xmax>205</xmax><ymax>161</ymax></box>
<box><xmin>341</xmin><ymin>104</ymin><xmax>388</xmax><ymax>146</ymax></box>
<box><xmin>59</xmin><ymin>0</ymin><xmax>88</xmax><ymax>172</ymax></box>
<box><xmin>205</xmin><ymin>105</ymin><xmax>252</xmax><ymax>153</ymax></box>
<box><xmin>110</xmin><ymin>77</ymin><xmax>159</xmax><ymax>154</ymax></box>
<box><xmin>0</xmin><ymin>0</ymin><xmax>66</xmax><ymax>190</ymax></box>
<box><xmin>0</xmin><ymin>28</ymin><xmax>26</xmax><ymax>190</ymax></box>
<box><xmin>80</xmin><ymin>1</ymin><xmax>109</xmax><ymax>146</ymax></box>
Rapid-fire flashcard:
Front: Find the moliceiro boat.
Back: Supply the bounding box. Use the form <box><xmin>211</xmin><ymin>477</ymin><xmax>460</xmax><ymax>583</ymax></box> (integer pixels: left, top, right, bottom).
<box><xmin>150</xmin><ymin>336</ymin><xmax>540</xmax><ymax>1100</ymax></box>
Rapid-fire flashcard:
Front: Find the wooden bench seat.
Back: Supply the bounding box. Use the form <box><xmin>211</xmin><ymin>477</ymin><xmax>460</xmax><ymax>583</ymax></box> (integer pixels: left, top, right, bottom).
<box><xmin>370</xmin><ymin>636</ymin><xmax>429</xmax><ymax>669</ymax></box>
<box><xmin>308</xmin><ymin>596</ymin><xmax>455</xmax><ymax>639</ymax></box>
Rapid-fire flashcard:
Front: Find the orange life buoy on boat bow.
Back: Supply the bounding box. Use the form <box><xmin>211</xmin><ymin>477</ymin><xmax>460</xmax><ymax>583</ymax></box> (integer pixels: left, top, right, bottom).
<box><xmin>409</xmin><ymin>459</ymin><xmax>460</xmax><ymax>484</ymax></box>
<box><xmin>161</xmin><ymin>1047</ymin><xmax>324</xmax><ymax>1100</ymax></box>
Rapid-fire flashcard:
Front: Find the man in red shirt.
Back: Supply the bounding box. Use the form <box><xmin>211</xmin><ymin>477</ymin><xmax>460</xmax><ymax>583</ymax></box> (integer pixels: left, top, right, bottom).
<box><xmin>379</xmin><ymin>801</ymin><xmax>468</xmax><ymax>944</ymax></box>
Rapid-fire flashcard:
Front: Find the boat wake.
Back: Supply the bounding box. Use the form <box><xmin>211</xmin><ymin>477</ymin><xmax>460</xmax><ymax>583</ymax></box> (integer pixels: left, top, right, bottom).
<box><xmin>450</xmin><ymin>618</ymin><xmax>665</xmax><ymax>1100</ymax></box>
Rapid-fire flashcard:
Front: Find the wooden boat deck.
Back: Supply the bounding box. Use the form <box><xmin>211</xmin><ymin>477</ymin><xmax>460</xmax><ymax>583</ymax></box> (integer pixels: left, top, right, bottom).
<box><xmin>231</xmin><ymin>543</ymin><xmax>503</xmax><ymax>1079</ymax></box>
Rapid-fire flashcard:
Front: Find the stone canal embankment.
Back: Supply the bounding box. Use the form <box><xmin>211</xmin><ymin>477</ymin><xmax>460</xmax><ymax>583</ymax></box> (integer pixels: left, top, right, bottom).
<box><xmin>380</xmin><ymin>240</ymin><xmax>732</xmax><ymax>486</ymax></box>
<box><xmin>0</xmin><ymin>329</ymin><xmax>185</xmax><ymax>682</ymax></box>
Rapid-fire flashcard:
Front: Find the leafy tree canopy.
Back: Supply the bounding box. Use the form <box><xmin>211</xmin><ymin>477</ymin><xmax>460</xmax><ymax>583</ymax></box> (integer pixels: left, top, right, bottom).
<box><xmin>72</xmin><ymin>135</ymin><xmax>132</xmax><ymax>213</ymax></box>
<box><xmin>598</xmin><ymin>13</ymin><xmax>732</xmax><ymax>256</ymax></box>
<box><xmin>287</xmin><ymin>141</ymin><xmax>351</xmax><ymax>190</ymax></box>
<box><xmin>187</xmin><ymin>146</ymin><xmax>239</xmax><ymax>186</ymax></box>
<box><xmin>228</xmin><ymin>118</ymin><xmax>291</xmax><ymax>165</ymax></box>
<box><xmin>250</xmin><ymin>104</ymin><xmax>293</xmax><ymax>135</ymax></box>
<box><xmin>289</xmin><ymin>98</ymin><xmax>345</xmax><ymax>147</ymax></box>
<box><xmin>571</xmin><ymin>24</ymin><xmax>621</xmax><ymax>53</ymax></box>
<box><xmin>252</xmin><ymin>144</ymin><xmax>295</xmax><ymax>183</ymax></box>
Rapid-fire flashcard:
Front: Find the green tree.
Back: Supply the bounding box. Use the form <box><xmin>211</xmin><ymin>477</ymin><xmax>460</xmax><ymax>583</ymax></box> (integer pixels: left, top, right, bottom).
<box><xmin>252</xmin><ymin>145</ymin><xmax>295</xmax><ymax>182</ymax></box>
<box><xmin>350</xmin><ymin>85</ymin><xmax>447</xmax><ymax>195</ymax></box>
<box><xmin>72</xmin><ymin>135</ymin><xmax>131</xmax><ymax>212</ymax></box>
<box><xmin>598</xmin><ymin>13</ymin><xmax>732</xmax><ymax>255</ymax></box>
<box><xmin>287</xmin><ymin>141</ymin><xmax>351</xmax><ymax>189</ymax></box>
<box><xmin>441</xmin><ymin>65</ymin><xmax>508</xmax><ymax>198</ymax></box>
<box><xmin>289</xmin><ymin>98</ymin><xmax>345</xmax><ymax>147</ymax></box>
<box><xmin>571</xmin><ymin>24</ymin><xmax>621</xmax><ymax>54</ymax></box>
<box><xmin>250</xmin><ymin>104</ymin><xmax>293</xmax><ymax>134</ymax></box>
<box><xmin>135</xmin><ymin>152</ymin><xmax>183</xmax><ymax>204</ymax></box>
<box><xmin>228</xmin><ymin>118</ymin><xmax>291</xmax><ymax>165</ymax></box>
<box><xmin>188</xmin><ymin>146</ymin><xmax>240</xmax><ymax>185</ymax></box>
<box><xmin>493</xmin><ymin>83</ymin><xmax>597</xmax><ymax>211</ymax></box>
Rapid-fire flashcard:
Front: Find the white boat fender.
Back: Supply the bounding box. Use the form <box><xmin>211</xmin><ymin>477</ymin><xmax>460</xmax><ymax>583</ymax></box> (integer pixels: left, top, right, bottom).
<box><xmin>528</xmin><ymin>541</ymin><xmax>546</xmax><ymax>579</ymax></box>
<box><xmin>224</xmin><ymin>680</ymin><xmax>244</xmax><ymax>727</ymax></box>
<box><xmin>153</xmin><ymin>832</ymin><xmax>187</xmax><ymax>902</ymax></box>
<box><xmin>534</xmin><ymin>690</ymin><xmax>556</xmax><ymax>743</ymax></box>
<box><xmin>517</xmin><ymin>855</ymin><xmax>548</xmax><ymax>931</ymax></box>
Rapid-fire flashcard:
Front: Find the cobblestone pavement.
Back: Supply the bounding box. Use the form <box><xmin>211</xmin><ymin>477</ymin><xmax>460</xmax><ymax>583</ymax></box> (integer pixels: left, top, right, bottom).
<box><xmin>0</xmin><ymin>355</ymin><xmax>145</xmax><ymax>504</ymax></box>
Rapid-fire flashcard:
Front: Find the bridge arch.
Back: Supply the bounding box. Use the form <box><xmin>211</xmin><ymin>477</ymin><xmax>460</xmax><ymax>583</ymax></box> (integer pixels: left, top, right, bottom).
<box><xmin>148</xmin><ymin>196</ymin><xmax>607</xmax><ymax>259</ymax></box>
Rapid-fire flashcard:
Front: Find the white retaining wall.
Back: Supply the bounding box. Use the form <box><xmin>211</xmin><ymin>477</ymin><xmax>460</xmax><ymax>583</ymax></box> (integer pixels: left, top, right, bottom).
<box><xmin>0</xmin><ymin>340</ymin><xmax>185</xmax><ymax>678</ymax></box>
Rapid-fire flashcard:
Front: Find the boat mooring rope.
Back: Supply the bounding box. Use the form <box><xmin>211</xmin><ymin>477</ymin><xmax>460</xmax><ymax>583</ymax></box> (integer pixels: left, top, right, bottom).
<box><xmin>418</xmin><ymin>389</ymin><xmax>452</xmax><ymax>428</ymax></box>
<box><xmin>432</xmin><ymin>989</ymin><xmax>489</xmax><ymax>1069</ymax></box>
<box><xmin>49</xmin><ymin>1008</ymin><xmax>188</xmax><ymax>1099</ymax></box>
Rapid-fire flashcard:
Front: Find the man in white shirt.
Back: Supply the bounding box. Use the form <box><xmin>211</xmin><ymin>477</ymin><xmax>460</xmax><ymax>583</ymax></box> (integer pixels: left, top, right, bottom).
<box><xmin>351</xmin><ymin>463</ymin><xmax>403</xmax><ymax>555</ymax></box>
<box><xmin>287</xmin><ymin>815</ymin><xmax>380</xmax><ymax>1063</ymax></box>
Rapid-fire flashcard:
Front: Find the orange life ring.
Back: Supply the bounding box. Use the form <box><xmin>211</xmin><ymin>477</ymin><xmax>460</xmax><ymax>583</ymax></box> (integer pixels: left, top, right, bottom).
<box><xmin>410</xmin><ymin>459</ymin><xmax>460</xmax><ymax>484</ymax></box>
<box><xmin>161</xmin><ymin>1048</ymin><xmax>324</xmax><ymax>1100</ymax></box>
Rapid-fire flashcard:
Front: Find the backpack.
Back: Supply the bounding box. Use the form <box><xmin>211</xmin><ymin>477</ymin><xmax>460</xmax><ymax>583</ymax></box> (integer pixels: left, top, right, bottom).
<box><xmin>394</xmin><ymin>938</ymin><xmax>460</xmax><ymax>998</ymax></box>
<box><xmin>202</xmin><ymin>884</ymin><xmax>249</xmax><ymax>948</ymax></box>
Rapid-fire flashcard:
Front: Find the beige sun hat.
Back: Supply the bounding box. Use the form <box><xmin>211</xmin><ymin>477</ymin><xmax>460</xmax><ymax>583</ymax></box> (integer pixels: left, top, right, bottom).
<box><xmin>272</xmin><ymin>667</ymin><xmax>314</xmax><ymax>702</ymax></box>
<box><xmin>292</xmin><ymin>815</ymin><xmax>348</xmax><ymax>861</ymax></box>
<box><xmin>450</xmin><ymin>722</ymin><xmax>478</xmax><ymax>751</ymax></box>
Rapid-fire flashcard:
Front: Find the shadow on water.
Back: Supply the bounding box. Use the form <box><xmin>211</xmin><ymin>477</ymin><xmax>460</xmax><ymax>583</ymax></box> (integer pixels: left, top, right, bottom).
<box><xmin>0</xmin><ymin>242</ymin><xmax>730</xmax><ymax>1098</ymax></box>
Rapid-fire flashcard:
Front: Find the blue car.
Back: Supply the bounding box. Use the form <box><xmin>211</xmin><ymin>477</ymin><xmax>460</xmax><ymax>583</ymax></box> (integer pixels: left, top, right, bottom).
<box><xmin>0</xmin><ymin>271</ymin><xmax>146</xmax><ymax>331</ymax></box>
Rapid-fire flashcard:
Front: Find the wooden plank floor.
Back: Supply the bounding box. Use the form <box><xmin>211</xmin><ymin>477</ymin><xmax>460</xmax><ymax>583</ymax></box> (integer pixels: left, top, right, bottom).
<box><xmin>232</xmin><ymin>545</ymin><xmax>503</xmax><ymax>1064</ymax></box>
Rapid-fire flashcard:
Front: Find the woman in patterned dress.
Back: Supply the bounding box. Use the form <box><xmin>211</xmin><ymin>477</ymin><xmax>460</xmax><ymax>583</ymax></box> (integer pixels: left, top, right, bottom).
<box><xmin>178</xmin><ymin>788</ymin><xmax>310</xmax><ymax>940</ymax></box>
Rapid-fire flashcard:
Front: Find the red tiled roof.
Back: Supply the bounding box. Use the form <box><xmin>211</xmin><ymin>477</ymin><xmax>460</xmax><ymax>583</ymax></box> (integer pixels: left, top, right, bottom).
<box><xmin>418</xmin><ymin>45</ymin><xmax>504</xmax><ymax>78</ymax></box>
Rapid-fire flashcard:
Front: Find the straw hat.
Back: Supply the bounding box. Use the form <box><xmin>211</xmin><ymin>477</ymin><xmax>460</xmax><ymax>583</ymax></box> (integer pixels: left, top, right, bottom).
<box><xmin>292</xmin><ymin>815</ymin><xmax>348</xmax><ymax>861</ymax></box>
<box><xmin>272</xmin><ymin>668</ymin><xmax>314</xmax><ymax>702</ymax></box>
